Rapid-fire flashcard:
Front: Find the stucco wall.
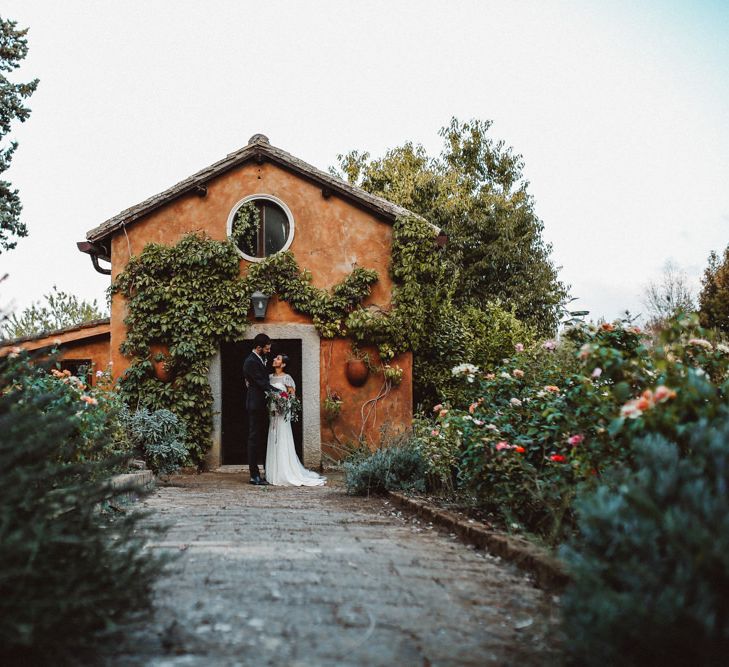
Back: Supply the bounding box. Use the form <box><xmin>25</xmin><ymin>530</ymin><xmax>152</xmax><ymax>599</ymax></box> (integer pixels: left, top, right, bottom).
<box><xmin>0</xmin><ymin>331</ymin><xmax>111</xmax><ymax>387</ymax></box>
<box><xmin>108</xmin><ymin>158</ymin><xmax>412</xmax><ymax>457</ymax></box>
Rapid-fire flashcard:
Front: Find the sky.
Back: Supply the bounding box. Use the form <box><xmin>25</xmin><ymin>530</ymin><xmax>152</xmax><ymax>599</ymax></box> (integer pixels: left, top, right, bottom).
<box><xmin>1</xmin><ymin>0</ymin><xmax>728</xmax><ymax>326</ymax></box>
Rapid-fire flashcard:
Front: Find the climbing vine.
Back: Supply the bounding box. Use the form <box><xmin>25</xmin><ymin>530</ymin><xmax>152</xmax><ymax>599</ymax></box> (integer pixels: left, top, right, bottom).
<box><xmin>112</xmin><ymin>214</ymin><xmax>445</xmax><ymax>464</ymax></box>
<box><xmin>111</xmin><ymin>224</ymin><xmax>409</xmax><ymax>464</ymax></box>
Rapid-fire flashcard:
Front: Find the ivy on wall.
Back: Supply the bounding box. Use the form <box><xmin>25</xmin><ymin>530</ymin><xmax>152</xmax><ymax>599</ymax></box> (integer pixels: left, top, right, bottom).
<box><xmin>112</xmin><ymin>217</ymin><xmax>435</xmax><ymax>464</ymax></box>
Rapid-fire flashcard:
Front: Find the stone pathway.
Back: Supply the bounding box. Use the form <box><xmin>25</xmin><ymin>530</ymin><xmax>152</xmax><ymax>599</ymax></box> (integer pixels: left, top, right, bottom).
<box><xmin>108</xmin><ymin>473</ymin><xmax>563</xmax><ymax>666</ymax></box>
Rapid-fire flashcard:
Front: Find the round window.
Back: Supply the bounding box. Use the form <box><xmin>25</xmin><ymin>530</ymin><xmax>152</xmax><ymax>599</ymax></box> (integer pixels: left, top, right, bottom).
<box><xmin>228</xmin><ymin>195</ymin><xmax>294</xmax><ymax>260</ymax></box>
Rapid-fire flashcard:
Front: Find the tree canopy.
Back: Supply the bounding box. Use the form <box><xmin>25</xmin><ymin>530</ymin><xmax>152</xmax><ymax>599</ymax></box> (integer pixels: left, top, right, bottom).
<box><xmin>642</xmin><ymin>260</ymin><xmax>695</xmax><ymax>331</ymax></box>
<box><xmin>332</xmin><ymin>118</ymin><xmax>569</xmax><ymax>334</ymax></box>
<box><xmin>0</xmin><ymin>16</ymin><xmax>38</xmax><ymax>254</ymax></box>
<box><xmin>699</xmin><ymin>245</ymin><xmax>729</xmax><ymax>334</ymax></box>
<box><xmin>1</xmin><ymin>286</ymin><xmax>107</xmax><ymax>339</ymax></box>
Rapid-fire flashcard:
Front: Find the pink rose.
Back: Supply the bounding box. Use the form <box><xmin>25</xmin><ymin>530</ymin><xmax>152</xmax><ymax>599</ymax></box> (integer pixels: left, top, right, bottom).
<box><xmin>495</xmin><ymin>441</ymin><xmax>511</xmax><ymax>451</ymax></box>
<box><xmin>654</xmin><ymin>385</ymin><xmax>677</xmax><ymax>402</ymax></box>
<box><xmin>514</xmin><ymin>343</ymin><xmax>524</xmax><ymax>353</ymax></box>
<box><xmin>568</xmin><ymin>434</ymin><xmax>584</xmax><ymax>446</ymax></box>
<box><xmin>433</xmin><ymin>403</ymin><xmax>443</xmax><ymax>413</ymax></box>
<box><xmin>591</xmin><ymin>367</ymin><xmax>603</xmax><ymax>378</ymax></box>
<box><xmin>512</xmin><ymin>369</ymin><xmax>524</xmax><ymax>378</ymax></box>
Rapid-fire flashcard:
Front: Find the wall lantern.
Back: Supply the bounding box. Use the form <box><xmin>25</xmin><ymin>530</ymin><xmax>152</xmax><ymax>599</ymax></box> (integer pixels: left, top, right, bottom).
<box><xmin>250</xmin><ymin>291</ymin><xmax>270</xmax><ymax>320</ymax></box>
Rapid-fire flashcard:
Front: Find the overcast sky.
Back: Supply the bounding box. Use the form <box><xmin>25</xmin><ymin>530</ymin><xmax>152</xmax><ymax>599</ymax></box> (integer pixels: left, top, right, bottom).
<box><xmin>2</xmin><ymin>0</ymin><xmax>728</xmax><ymax>326</ymax></box>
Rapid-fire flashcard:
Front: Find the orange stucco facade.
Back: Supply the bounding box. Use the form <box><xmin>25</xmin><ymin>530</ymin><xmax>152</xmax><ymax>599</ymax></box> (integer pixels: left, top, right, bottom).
<box><xmin>105</xmin><ymin>157</ymin><xmax>412</xmax><ymax>464</ymax></box>
<box><xmin>0</xmin><ymin>321</ymin><xmax>111</xmax><ymax>387</ymax></box>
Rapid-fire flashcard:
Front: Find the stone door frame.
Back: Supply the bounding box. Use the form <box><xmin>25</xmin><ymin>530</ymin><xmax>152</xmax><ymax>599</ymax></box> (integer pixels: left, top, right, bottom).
<box><xmin>206</xmin><ymin>323</ymin><xmax>321</xmax><ymax>470</ymax></box>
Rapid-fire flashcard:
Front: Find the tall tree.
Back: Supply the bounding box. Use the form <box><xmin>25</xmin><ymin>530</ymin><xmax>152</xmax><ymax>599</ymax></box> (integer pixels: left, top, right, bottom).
<box><xmin>0</xmin><ymin>16</ymin><xmax>38</xmax><ymax>253</ymax></box>
<box><xmin>642</xmin><ymin>260</ymin><xmax>695</xmax><ymax>330</ymax></box>
<box><xmin>1</xmin><ymin>285</ymin><xmax>107</xmax><ymax>339</ymax></box>
<box><xmin>333</xmin><ymin>118</ymin><xmax>569</xmax><ymax>334</ymax></box>
<box><xmin>699</xmin><ymin>245</ymin><xmax>729</xmax><ymax>334</ymax></box>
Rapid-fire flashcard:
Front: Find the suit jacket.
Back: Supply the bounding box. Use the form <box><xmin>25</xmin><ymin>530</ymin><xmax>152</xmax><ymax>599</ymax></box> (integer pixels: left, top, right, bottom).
<box><xmin>243</xmin><ymin>351</ymin><xmax>279</xmax><ymax>411</ymax></box>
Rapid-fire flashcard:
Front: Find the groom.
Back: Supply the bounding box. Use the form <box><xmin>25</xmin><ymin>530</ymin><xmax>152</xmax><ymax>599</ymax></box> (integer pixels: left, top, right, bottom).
<box><xmin>243</xmin><ymin>333</ymin><xmax>280</xmax><ymax>486</ymax></box>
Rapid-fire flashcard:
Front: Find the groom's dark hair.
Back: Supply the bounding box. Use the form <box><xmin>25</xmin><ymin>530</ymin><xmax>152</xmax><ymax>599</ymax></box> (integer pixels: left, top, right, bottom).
<box><xmin>253</xmin><ymin>333</ymin><xmax>271</xmax><ymax>348</ymax></box>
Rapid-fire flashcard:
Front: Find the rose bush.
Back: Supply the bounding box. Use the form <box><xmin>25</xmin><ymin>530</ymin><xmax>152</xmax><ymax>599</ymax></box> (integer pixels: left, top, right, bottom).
<box><xmin>422</xmin><ymin>315</ymin><xmax>729</xmax><ymax>543</ymax></box>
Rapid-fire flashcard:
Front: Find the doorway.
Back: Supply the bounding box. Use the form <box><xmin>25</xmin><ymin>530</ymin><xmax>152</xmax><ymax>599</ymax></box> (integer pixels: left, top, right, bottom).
<box><xmin>221</xmin><ymin>339</ymin><xmax>303</xmax><ymax>465</ymax></box>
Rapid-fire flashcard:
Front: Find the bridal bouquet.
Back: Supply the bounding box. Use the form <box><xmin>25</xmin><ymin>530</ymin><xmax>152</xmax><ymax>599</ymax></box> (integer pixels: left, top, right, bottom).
<box><xmin>266</xmin><ymin>390</ymin><xmax>302</xmax><ymax>422</ymax></box>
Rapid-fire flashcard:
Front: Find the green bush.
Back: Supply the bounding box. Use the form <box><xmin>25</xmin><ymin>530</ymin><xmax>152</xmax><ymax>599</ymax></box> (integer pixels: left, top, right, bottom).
<box><xmin>560</xmin><ymin>410</ymin><xmax>729</xmax><ymax>666</ymax></box>
<box><xmin>0</xmin><ymin>353</ymin><xmax>167</xmax><ymax>664</ymax></box>
<box><xmin>424</xmin><ymin>316</ymin><xmax>729</xmax><ymax>542</ymax></box>
<box><xmin>122</xmin><ymin>407</ymin><xmax>189</xmax><ymax>475</ymax></box>
<box><xmin>344</xmin><ymin>437</ymin><xmax>427</xmax><ymax>495</ymax></box>
<box><xmin>413</xmin><ymin>300</ymin><xmax>535</xmax><ymax>408</ymax></box>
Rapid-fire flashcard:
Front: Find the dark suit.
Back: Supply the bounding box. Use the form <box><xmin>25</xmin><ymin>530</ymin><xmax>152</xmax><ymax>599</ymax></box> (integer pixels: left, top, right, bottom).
<box><xmin>243</xmin><ymin>351</ymin><xmax>279</xmax><ymax>479</ymax></box>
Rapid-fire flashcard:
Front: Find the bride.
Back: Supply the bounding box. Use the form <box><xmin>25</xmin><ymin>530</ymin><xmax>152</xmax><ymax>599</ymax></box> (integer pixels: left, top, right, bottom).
<box><xmin>265</xmin><ymin>354</ymin><xmax>326</xmax><ymax>486</ymax></box>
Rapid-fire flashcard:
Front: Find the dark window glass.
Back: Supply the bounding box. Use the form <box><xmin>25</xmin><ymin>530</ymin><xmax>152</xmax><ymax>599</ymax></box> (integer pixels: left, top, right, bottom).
<box><xmin>232</xmin><ymin>200</ymin><xmax>290</xmax><ymax>259</ymax></box>
<box><xmin>60</xmin><ymin>359</ymin><xmax>92</xmax><ymax>384</ymax></box>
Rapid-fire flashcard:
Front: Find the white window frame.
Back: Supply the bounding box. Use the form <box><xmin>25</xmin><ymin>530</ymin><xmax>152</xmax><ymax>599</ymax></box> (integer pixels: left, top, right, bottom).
<box><xmin>226</xmin><ymin>193</ymin><xmax>295</xmax><ymax>262</ymax></box>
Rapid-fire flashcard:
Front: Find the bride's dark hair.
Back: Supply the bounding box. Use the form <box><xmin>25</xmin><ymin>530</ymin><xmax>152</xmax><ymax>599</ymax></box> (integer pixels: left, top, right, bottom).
<box><xmin>278</xmin><ymin>354</ymin><xmax>289</xmax><ymax>368</ymax></box>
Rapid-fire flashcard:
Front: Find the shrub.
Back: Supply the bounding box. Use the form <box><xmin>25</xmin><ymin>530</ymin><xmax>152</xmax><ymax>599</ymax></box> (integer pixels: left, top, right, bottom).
<box><xmin>18</xmin><ymin>361</ymin><xmax>134</xmax><ymax>468</ymax></box>
<box><xmin>428</xmin><ymin>315</ymin><xmax>729</xmax><ymax>543</ymax></box>
<box><xmin>560</xmin><ymin>411</ymin><xmax>729</xmax><ymax>666</ymax></box>
<box><xmin>122</xmin><ymin>407</ymin><xmax>189</xmax><ymax>475</ymax></box>
<box><xmin>344</xmin><ymin>435</ymin><xmax>427</xmax><ymax>495</ymax></box>
<box><xmin>0</xmin><ymin>353</ymin><xmax>167</xmax><ymax>664</ymax></box>
<box><xmin>413</xmin><ymin>300</ymin><xmax>535</xmax><ymax>408</ymax></box>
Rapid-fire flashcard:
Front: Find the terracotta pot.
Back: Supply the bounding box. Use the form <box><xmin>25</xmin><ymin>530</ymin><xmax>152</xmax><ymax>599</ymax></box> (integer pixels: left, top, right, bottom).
<box><xmin>345</xmin><ymin>359</ymin><xmax>369</xmax><ymax>387</ymax></box>
<box><xmin>149</xmin><ymin>344</ymin><xmax>173</xmax><ymax>382</ymax></box>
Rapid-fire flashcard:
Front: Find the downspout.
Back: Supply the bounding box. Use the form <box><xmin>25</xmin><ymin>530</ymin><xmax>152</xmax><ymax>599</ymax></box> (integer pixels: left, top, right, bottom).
<box><xmin>76</xmin><ymin>241</ymin><xmax>112</xmax><ymax>275</ymax></box>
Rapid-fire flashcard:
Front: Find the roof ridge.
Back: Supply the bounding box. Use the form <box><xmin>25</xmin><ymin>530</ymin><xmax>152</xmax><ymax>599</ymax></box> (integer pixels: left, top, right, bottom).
<box><xmin>85</xmin><ymin>137</ymin><xmax>424</xmax><ymax>243</ymax></box>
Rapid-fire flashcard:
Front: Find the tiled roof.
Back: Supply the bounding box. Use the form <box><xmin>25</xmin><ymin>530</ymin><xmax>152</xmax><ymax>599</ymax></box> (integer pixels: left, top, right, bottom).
<box><xmin>86</xmin><ymin>135</ymin><xmax>422</xmax><ymax>243</ymax></box>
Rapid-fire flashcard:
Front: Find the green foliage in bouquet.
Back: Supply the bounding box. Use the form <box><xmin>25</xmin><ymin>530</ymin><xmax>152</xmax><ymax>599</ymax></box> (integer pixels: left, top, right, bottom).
<box><xmin>560</xmin><ymin>411</ymin><xmax>729</xmax><ymax>667</ymax></box>
<box><xmin>266</xmin><ymin>389</ymin><xmax>302</xmax><ymax>422</ymax></box>
<box><xmin>0</xmin><ymin>353</ymin><xmax>167</xmax><ymax>664</ymax></box>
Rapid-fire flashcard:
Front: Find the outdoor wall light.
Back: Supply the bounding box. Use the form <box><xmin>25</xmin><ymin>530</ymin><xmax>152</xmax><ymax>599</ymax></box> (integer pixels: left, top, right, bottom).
<box><xmin>251</xmin><ymin>291</ymin><xmax>270</xmax><ymax>320</ymax></box>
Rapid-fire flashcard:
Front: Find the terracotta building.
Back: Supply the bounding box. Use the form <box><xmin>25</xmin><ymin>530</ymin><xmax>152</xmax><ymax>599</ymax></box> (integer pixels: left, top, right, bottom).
<box><xmin>2</xmin><ymin>134</ymin><xmax>428</xmax><ymax>470</ymax></box>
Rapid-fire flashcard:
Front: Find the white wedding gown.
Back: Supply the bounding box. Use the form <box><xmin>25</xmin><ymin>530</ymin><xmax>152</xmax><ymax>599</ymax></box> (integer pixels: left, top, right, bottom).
<box><xmin>265</xmin><ymin>373</ymin><xmax>326</xmax><ymax>486</ymax></box>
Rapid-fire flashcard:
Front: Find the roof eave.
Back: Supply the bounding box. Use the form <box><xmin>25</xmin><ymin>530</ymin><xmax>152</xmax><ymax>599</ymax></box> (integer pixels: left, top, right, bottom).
<box><xmin>85</xmin><ymin>139</ymin><xmax>428</xmax><ymax>245</ymax></box>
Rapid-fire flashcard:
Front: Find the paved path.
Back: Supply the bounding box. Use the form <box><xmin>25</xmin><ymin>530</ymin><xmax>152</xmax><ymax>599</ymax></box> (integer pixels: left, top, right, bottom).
<box><xmin>109</xmin><ymin>473</ymin><xmax>563</xmax><ymax>666</ymax></box>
